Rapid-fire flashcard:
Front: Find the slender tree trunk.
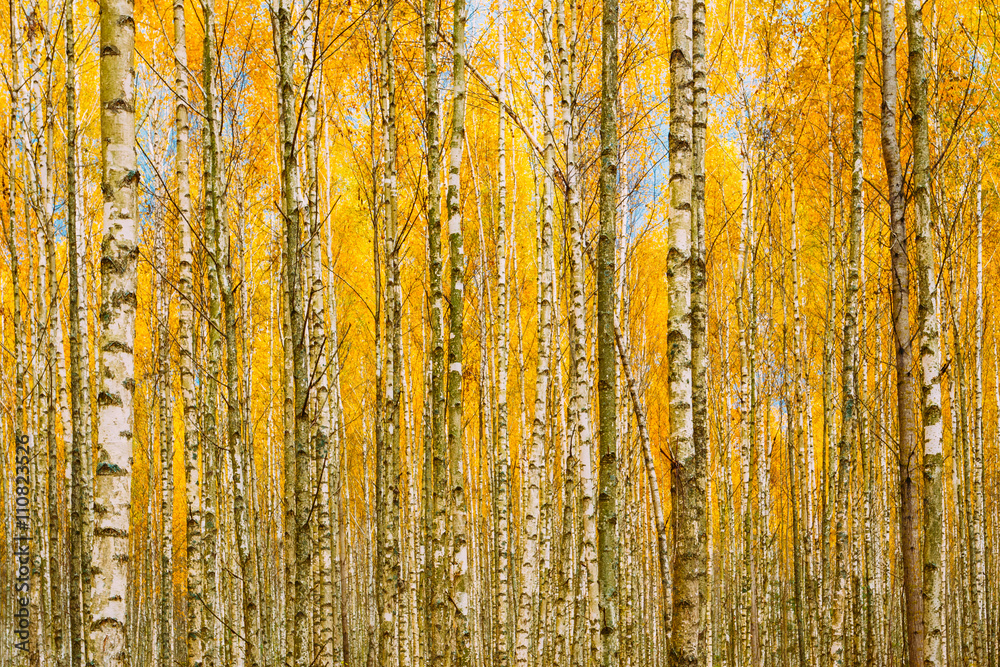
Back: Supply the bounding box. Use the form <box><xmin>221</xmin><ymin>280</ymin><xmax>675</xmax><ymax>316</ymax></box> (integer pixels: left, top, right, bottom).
<box><xmin>878</xmin><ymin>2</ymin><xmax>923</xmax><ymax>665</ymax></box>
<box><xmin>422</xmin><ymin>0</ymin><xmax>449</xmax><ymax>657</ymax></box>
<box><xmin>156</xmin><ymin>176</ymin><xmax>174</xmax><ymax>667</ymax></box>
<box><xmin>65</xmin><ymin>1</ymin><xmax>88</xmax><ymax>662</ymax></box>
<box><xmin>517</xmin><ymin>6</ymin><xmax>554</xmax><ymax>661</ymax></box>
<box><xmin>446</xmin><ymin>0</ymin><xmax>470</xmax><ymax>659</ymax></box>
<box><xmin>495</xmin><ymin>5</ymin><xmax>512</xmax><ymax>664</ymax></box>
<box><xmin>787</xmin><ymin>166</ymin><xmax>809</xmax><ymax>667</ymax></box>
<box><xmin>174</xmin><ymin>0</ymin><xmax>202</xmax><ymax>661</ymax></box>
<box><xmin>667</xmin><ymin>0</ymin><xmax>701</xmax><ymax>661</ymax></box>
<box><xmin>376</xmin><ymin>3</ymin><xmax>401</xmax><ymax>663</ymax></box>
<box><xmin>831</xmin><ymin>5</ymin><xmax>868</xmax><ymax>664</ymax></box>
<box><xmin>971</xmin><ymin>165</ymin><xmax>986</xmax><ymax>667</ymax></box>
<box><xmin>221</xmin><ymin>182</ymin><xmax>261</xmax><ymax>667</ymax></box>
<box><xmin>91</xmin><ymin>0</ymin><xmax>138</xmax><ymax>659</ymax></box>
<box><xmin>598</xmin><ymin>0</ymin><xmax>619</xmax><ymax>658</ymax></box>
<box><xmin>902</xmin><ymin>2</ymin><xmax>944</xmax><ymax>665</ymax></box>
<box><xmin>691</xmin><ymin>0</ymin><xmax>710</xmax><ymax>658</ymax></box>
<box><xmin>276</xmin><ymin>0</ymin><xmax>311</xmax><ymax>664</ymax></box>
<box><xmin>326</xmin><ymin>213</ymin><xmax>348</xmax><ymax>667</ymax></box>
<box><xmin>556</xmin><ymin>0</ymin><xmax>600</xmax><ymax>658</ymax></box>
<box><xmin>200</xmin><ymin>6</ymin><xmax>222</xmax><ymax>663</ymax></box>
<box><xmin>307</xmin><ymin>77</ymin><xmax>334</xmax><ymax>667</ymax></box>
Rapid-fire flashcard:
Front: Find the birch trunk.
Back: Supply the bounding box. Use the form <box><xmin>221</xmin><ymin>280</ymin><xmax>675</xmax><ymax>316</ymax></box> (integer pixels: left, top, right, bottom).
<box><xmin>446</xmin><ymin>0</ymin><xmax>470</xmax><ymax>659</ymax></box>
<box><xmin>878</xmin><ymin>2</ymin><xmax>924</xmax><ymax>664</ymax></box>
<box><xmin>200</xmin><ymin>6</ymin><xmax>222</xmax><ymax>663</ymax></box>
<box><xmin>691</xmin><ymin>0</ymin><xmax>710</xmax><ymax>656</ymax></box>
<box><xmin>326</xmin><ymin>215</ymin><xmax>348</xmax><ymax>667</ymax></box>
<box><xmin>377</xmin><ymin>4</ymin><xmax>401</xmax><ymax>662</ymax></box>
<box><xmin>557</xmin><ymin>0</ymin><xmax>599</xmax><ymax>658</ymax></box>
<box><xmin>92</xmin><ymin>0</ymin><xmax>138</xmax><ymax>659</ymax></box>
<box><xmin>66</xmin><ymin>1</ymin><xmax>89</xmax><ymax>662</ymax></box>
<box><xmin>276</xmin><ymin>0</ymin><xmax>311</xmax><ymax>663</ymax></box>
<box><xmin>174</xmin><ymin>0</ymin><xmax>202</xmax><ymax>660</ymax></box>
<box><xmin>495</xmin><ymin>4</ymin><xmax>512</xmax><ymax>663</ymax></box>
<box><xmin>221</xmin><ymin>191</ymin><xmax>261</xmax><ymax>667</ymax></box>
<box><xmin>667</xmin><ymin>0</ymin><xmax>700</xmax><ymax>661</ymax></box>
<box><xmin>156</xmin><ymin>178</ymin><xmax>174</xmax><ymax>667</ymax></box>
<box><xmin>517</xmin><ymin>11</ymin><xmax>555</xmax><ymax>663</ymax></box>
<box><xmin>831</xmin><ymin>5</ymin><xmax>868</xmax><ymax>664</ymax></box>
<box><xmin>303</xmin><ymin>58</ymin><xmax>335</xmax><ymax>667</ymax></box>
<box><xmin>422</xmin><ymin>0</ymin><xmax>449</xmax><ymax>656</ymax></box>
<box><xmin>598</xmin><ymin>0</ymin><xmax>619</xmax><ymax>657</ymax></box>
<box><xmin>902</xmin><ymin>1</ymin><xmax>944</xmax><ymax>663</ymax></box>
<box><xmin>971</xmin><ymin>167</ymin><xmax>986</xmax><ymax>666</ymax></box>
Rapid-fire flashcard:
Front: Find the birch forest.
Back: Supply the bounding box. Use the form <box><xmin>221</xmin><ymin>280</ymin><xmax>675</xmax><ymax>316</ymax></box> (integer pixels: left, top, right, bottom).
<box><xmin>0</xmin><ymin>0</ymin><xmax>998</xmax><ymax>661</ymax></box>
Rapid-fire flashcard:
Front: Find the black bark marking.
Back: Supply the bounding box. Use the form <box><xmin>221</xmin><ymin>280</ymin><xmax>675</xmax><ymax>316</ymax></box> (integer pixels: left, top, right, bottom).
<box><xmin>106</xmin><ymin>98</ymin><xmax>134</xmax><ymax>113</ymax></box>
<box><xmin>97</xmin><ymin>391</ymin><xmax>123</xmax><ymax>407</ymax></box>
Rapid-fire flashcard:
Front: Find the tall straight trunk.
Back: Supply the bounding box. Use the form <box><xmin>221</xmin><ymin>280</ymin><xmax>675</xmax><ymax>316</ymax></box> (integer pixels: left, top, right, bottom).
<box><xmin>305</xmin><ymin>45</ymin><xmax>334</xmax><ymax>667</ymax></box>
<box><xmin>857</xmin><ymin>200</ymin><xmax>877</xmax><ymax>667</ymax></box>
<box><xmin>736</xmin><ymin>151</ymin><xmax>753</xmax><ymax>667</ymax></box>
<box><xmin>30</xmin><ymin>220</ymin><xmax>46</xmax><ymax>667</ymax></box>
<box><xmin>667</xmin><ymin>0</ymin><xmax>700</xmax><ymax>662</ymax></box>
<box><xmin>820</xmin><ymin>194</ymin><xmax>836</xmax><ymax>667</ymax></box>
<box><xmin>148</xmin><ymin>144</ymin><xmax>173</xmax><ymax>665</ymax></box>
<box><xmin>952</xmin><ymin>290</ymin><xmax>976</xmax><ymax>663</ymax></box>
<box><xmin>971</xmin><ymin>167</ymin><xmax>986</xmax><ymax>666</ymax></box>
<box><xmin>903</xmin><ymin>1</ymin><xmax>944</xmax><ymax>664</ymax></box>
<box><xmin>281</xmin><ymin>162</ymin><xmax>296</xmax><ymax>667</ymax></box>
<box><xmin>446</xmin><ymin>0</ymin><xmax>470</xmax><ymax>660</ymax></box>
<box><xmin>156</xmin><ymin>183</ymin><xmax>174</xmax><ymax>667</ymax></box>
<box><xmin>691</xmin><ymin>0</ymin><xmax>709</xmax><ymax>656</ymax></box>
<box><xmin>422</xmin><ymin>0</ymin><xmax>448</xmax><ymax>656</ymax></box>
<box><xmin>65</xmin><ymin>0</ymin><xmax>88</xmax><ymax>662</ymax></box>
<box><xmin>200</xmin><ymin>4</ymin><xmax>222</xmax><ymax>663</ymax></box>
<box><xmin>174</xmin><ymin>0</ymin><xmax>201</xmax><ymax>660</ymax></box>
<box><xmin>40</xmin><ymin>14</ymin><xmax>62</xmax><ymax>662</ymax></box>
<box><xmin>820</xmin><ymin>81</ymin><xmax>837</xmax><ymax>665</ymax></box>
<box><xmin>557</xmin><ymin>0</ymin><xmax>599</xmax><ymax>658</ymax></box>
<box><xmin>516</xmin><ymin>4</ymin><xmax>554</xmax><ymax>663</ymax></box>
<box><xmin>220</xmin><ymin>188</ymin><xmax>261</xmax><ymax>667</ymax></box>
<box><xmin>402</xmin><ymin>338</ymin><xmax>417</xmax><ymax>667</ymax></box>
<box><xmin>277</xmin><ymin>0</ymin><xmax>311</xmax><ymax>662</ymax></box>
<box><xmin>299</xmin><ymin>4</ymin><xmax>326</xmax><ymax>662</ymax></box>
<box><xmin>325</xmin><ymin>213</ymin><xmax>348</xmax><ymax>667</ymax></box>
<box><xmin>788</xmin><ymin>167</ymin><xmax>809</xmax><ymax>667</ymax></box>
<box><xmin>91</xmin><ymin>0</ymin><xmax>138</xmax><ymax>660</ymax></box>
<box><xmin>377</xmin><ymin>3</ymin><xmax>401</xmax><ymax>663</ymax></box>
<box><xmin>495</xmin><ymin>4</ymin><xmax>512</xmax><ymax>664</ymax></box>
<box><xmin>598</xmin><ymin>0</ymin><xmax>619</xmax><ymax>658</ymax></box>
<box><xmin>25</xmin><ymin>28</ymin><xmax>44</xmax><ymax>663</ymax></box>
<box><xmin>831</xmin><ymin>4</ymin><xmax>868</xmax><ymax>663</ymax></box>
<box><xmin>947</xmin><ymin>265</ymin><xmax>971</xmax><ymax>665</ymax></box>
<box><xmin>878</xmin><ymin>2</ymin><xmax>923</xmax><ymax>665</ymax></box>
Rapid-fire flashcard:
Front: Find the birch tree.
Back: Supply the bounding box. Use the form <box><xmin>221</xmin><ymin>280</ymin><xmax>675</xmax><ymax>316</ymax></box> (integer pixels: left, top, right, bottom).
<box><xmin>878</xmin><ymin>1</ymin><xmax>924</xmax><ymax>664</ymax></box>
<box><xmin>91</xmin><ymin>0</ymin><xmax>139</xmax><ymax>661</ymax></box>
<box><xmin>66</xmin><ymin>0</ymin><xmax>88</xmax><ymax>663</ymax></box>
<box><xmin>667</xmin><ymin>0</ymin><xmax>702</xmax><ymax>661</ymax></box>
<box><xmin>903</xmin><ymin>2</ymin><xmax>944</xmax><ymax>664</ymax></box>
<box><xmin>598</xmin><ymin>0</ymin><xmax>619</xmax><ymax>660</ymax></box>
<box><xmin>831</xmin><ymin>3</ymin><xmax>869</xmax><ymax>663</ymax></box>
